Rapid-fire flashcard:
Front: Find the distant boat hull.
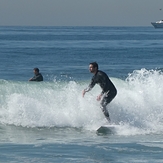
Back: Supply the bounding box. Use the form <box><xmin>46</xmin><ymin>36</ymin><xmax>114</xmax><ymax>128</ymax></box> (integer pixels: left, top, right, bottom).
<box><xmin>151</xmin><ymin>20</ymin><xmax>163</xmax><ymax>28</ymax></box>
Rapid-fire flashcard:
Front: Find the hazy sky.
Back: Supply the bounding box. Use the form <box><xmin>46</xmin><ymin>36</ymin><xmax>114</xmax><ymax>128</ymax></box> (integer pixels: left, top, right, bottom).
<box><xmin>0</xmin><ymin>0</ymin><xmax>163</xmax><ymax>26</ymax></box>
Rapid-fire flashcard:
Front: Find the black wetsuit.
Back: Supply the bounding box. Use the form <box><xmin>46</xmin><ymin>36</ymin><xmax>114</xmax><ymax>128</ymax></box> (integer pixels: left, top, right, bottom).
<box><xmin>85</xmin><ymin>70</ymin><xmax>117</xmax><ymax>121</ymax></box>
<box><xmin>30</xmin><ymin>73</ymin><xmax>43</xmax><ymax>82</ymax></box>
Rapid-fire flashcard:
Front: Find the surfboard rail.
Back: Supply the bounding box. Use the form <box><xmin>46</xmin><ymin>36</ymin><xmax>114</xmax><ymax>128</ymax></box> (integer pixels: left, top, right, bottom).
<box><xmin>96</xmin><ymin>125</ymin><xmax>118</xmax><ymax>135</ymax></box>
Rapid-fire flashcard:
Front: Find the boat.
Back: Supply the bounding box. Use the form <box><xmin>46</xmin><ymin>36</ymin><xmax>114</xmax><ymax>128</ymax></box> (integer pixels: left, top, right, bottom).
<box><xmin>151</xmin><ymin>20</ymin><xmax>163</xmax><ymax>28</ymax></box>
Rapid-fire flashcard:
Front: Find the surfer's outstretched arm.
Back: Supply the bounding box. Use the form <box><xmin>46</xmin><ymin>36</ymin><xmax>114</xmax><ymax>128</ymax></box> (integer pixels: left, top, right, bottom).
<box><xmin>82</xmin><ymin>87</ymin><xmax>91</xmax><ymax>97</ymax></box>
<box><xmin>82</xmin><ymin>77</ymin><xmax>96</xmax><ymax>97</ymax></box>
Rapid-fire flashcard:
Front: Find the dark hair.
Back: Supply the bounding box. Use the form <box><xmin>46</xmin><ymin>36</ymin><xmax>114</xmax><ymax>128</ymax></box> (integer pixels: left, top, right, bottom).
<box><xmin>33</xmin><ymin>67</ymin><xmax>39</xmax><ymax>73</ymax></box>
<box><xmin>90</xmin><ymin>62</ymin><xmax>98</xmax><ymax>70</ymax></box>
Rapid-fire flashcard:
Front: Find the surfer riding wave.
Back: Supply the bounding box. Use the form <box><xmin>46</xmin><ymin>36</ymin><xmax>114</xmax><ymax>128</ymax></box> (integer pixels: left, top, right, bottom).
<box><xmin>82</xmin><ymin>62</ymin><xmax>117</xmax><ymax>122</ymax></box>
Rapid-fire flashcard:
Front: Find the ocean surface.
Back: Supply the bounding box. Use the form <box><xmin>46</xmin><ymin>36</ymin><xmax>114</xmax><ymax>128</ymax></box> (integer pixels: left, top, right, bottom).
<box><xmin>0</xmin><ymin>26</ymin><xmax>163</xmax><ymax>162</ymax></box>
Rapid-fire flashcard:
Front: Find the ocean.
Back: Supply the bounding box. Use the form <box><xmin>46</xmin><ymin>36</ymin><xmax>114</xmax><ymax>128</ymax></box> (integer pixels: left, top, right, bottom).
<box><xmin>0</xmin><ymin>26</ymin><xmax>163</xmax><ymax>162</ymax></box>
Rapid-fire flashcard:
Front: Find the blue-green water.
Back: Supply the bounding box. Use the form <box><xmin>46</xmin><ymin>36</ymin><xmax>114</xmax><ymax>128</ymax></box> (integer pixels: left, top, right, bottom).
<box><xmin>0</xmin><ymin>26</ymin><xmax>163</xmax><ymax>162</ymax></box>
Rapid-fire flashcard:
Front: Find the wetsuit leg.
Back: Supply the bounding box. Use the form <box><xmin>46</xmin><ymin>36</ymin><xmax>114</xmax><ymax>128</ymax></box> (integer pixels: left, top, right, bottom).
<box><xmin>100</xmin><ymin>91</ymin><xmax>117</xmax><ymax>122</ymax></box>
<box><xmin>100</xmin><ymin>106</ymin><xmax>111</xmax><ymax>122</ymax></box>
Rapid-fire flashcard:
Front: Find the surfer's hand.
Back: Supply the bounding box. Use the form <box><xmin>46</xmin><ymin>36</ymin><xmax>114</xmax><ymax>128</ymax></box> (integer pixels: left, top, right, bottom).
<box><xmin>82</xmin><ymin>90</ymin><xmax>86</xmax><ymax>97</ymax></box>
<box><xmin>97</xmin><ymin>94</ymin><xmax>102</xmax><ymax>101</ymax></box>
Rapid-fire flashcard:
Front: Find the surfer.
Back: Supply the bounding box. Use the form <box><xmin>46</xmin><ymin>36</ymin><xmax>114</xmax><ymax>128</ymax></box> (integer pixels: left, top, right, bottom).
<box><xmin>29</xmin><ymin>68</ymin><xmax>43</xmax><ymax>82</ymax></box>
<box><xmin>82</xmin><ymin>62</ymin><xmax>117</xmax><ymax>122</ymax></box>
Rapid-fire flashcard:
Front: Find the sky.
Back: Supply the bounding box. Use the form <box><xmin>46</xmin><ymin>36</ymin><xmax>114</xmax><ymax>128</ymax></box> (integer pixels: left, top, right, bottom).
<box><xmin>0</xmin><ymin>0</ymin><xmax>163</xmax><ymax>26</ymax></box>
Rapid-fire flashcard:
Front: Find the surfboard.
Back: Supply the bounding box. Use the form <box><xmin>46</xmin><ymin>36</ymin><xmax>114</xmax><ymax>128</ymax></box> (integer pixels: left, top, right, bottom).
<box><xmin>96</xmin><ymin>125</ymin><xmax>117</xmax><ymax>134</ymax></box>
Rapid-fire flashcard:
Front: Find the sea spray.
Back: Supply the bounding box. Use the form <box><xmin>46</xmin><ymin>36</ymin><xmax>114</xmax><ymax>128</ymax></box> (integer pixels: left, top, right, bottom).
<box><xmin>0</xmin><ymin>80</ymin><xmax>104</xmax><ymax>128</ymax></box>
<box><xmin>0</xmin><ymin>69</ymin><xmax>163</xmax><ymax>135</ymax></box>
<box><xmin>110</xmin><ymin>68</ymin><xmax>163</xmax><ymax>135</ymax></box>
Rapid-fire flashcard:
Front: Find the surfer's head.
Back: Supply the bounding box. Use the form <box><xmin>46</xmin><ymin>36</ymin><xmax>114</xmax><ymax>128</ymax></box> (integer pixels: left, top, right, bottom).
<box><xmin>33</xmin><ymin>67</ymin><xmax>39</xmax><ymax>75</ymax></box>
<box><xmin>89</xmin><ymin>62</ymin><xmax>98</xmax><ymax>74</ymax></box>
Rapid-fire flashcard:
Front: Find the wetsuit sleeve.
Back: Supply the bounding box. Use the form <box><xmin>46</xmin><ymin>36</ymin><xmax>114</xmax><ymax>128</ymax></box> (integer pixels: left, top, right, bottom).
<box><xmin>30</xmin><ymin>74</ymin><xmax>43</xmax><ymax>81</ymax></box>
<box><xmin>84</xmin><ymin>76</ymin><xmax>96</xmax><ymax>92</ymax></box>
<box><xmin>30</xmin><ymin>76</ymin><xmax>37</xmax><ymax>81</ymax></box>
<box><xmin>101</xmin><ymin>90</ymin><xmax>105</xmax><ymax>96</ymax></box>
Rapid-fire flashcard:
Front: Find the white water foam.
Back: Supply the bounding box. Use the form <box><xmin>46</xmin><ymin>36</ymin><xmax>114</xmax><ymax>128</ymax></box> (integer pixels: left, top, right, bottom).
<box><xmin>111</xmin><ymin>68</ymin><xmax>163</xmax><ymax>135</ymax></box>
<box><xmin>0</xmin><ymin>68</ymin><xmax>163</xmax><ymax>135</ymax></box>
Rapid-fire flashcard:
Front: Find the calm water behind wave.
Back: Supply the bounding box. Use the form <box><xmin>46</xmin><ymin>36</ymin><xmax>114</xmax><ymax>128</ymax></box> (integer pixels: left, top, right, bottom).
<box><xmin>0</xmin><ymin>26</ymin><xmax>163</xmax><ymax>81</ymax></box>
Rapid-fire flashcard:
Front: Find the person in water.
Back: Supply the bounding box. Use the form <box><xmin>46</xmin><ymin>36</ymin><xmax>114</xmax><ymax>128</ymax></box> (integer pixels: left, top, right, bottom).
<box><xmin>82</xmin><ymin>62</ymin><xmax>117</xmax><ymax>122</ymax></box>
<box><xmin>29</xmin><ymin>68</ymin><xmax>43</xmax><ymax>82</ymax></box>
